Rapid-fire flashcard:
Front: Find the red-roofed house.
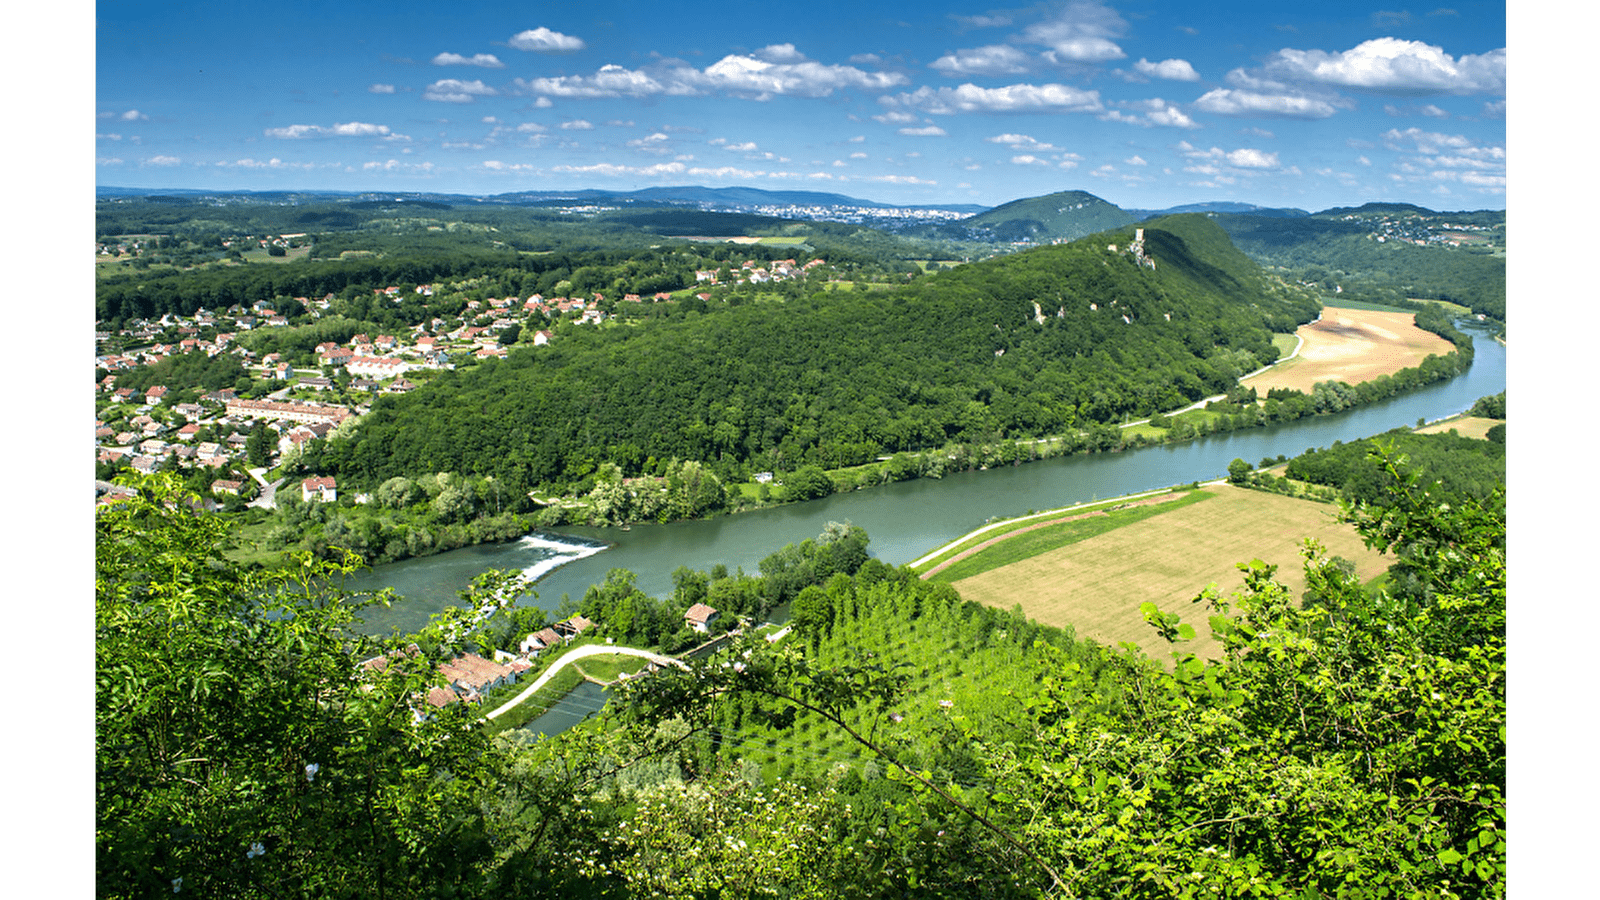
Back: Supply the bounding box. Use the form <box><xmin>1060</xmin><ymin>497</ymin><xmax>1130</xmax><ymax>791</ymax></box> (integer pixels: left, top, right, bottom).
<box><xmin>554</xmin><ymin>615</ymin><xmax>595</xmax><ymax>639</ymax></box>
<box><xmin>437</xmin><ymin>653</ymin><xmax>515</xmax><ymax>702</ymax></box>
<box><xmin>301</xmin><ymin>476</ymin><xmax>337</xmax><ymax>502</ymax></box>
<box><xmin>685</xmin><ymin>603</ymin><xmax>720</xmax><ymax>633</ymax></box>
<box><xmin>520</xmin><ymin>627</ymin><xmax>565</xmax><ymax>656</ymax></box>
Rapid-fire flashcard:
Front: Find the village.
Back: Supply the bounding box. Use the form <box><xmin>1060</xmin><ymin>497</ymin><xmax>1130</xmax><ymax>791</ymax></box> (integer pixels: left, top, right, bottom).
<box><xmin>94</xmin><ymin>254</ymin><xmax>830</xmax><ymax>508</ymax></box>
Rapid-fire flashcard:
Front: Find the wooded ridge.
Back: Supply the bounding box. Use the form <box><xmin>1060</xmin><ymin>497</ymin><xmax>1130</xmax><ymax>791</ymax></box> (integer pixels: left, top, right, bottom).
<box><xmin>324</xmin><ymin>215</ymin><xmax>1321</xmax><ymax>497</ymax></box>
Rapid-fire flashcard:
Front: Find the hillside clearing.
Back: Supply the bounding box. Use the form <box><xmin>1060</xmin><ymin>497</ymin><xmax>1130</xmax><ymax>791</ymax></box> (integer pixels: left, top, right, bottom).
<box><xmin>1243</xmin><ymin>307</ymin><xmax>1453</xmax><ymax>395</ymax></box>
<box><xmin>949</xmin><ymin>484</ymin><xmax>1390</xmax><ymax>662</ymax></box>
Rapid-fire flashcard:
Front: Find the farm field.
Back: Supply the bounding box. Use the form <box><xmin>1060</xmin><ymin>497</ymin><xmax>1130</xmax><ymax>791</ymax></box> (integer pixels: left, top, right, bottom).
<box><xmin>1242</xmin><ymin>306</ymin><xmax>1453</xmax><ymax>395</ymax></box>
<box><xmin>1416</xmin><ymin>415</ymin><xmax>1500</xmax><ymax>440</ymax></box>
<box><xmin>948</xmin><ymin>483</ymin><xmax>1391</xmax><ymax>662</ymax></box>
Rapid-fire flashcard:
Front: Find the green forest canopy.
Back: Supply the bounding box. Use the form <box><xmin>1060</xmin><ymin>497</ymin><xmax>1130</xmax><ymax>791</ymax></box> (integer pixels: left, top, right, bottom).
<box><xmin>328</xmin><ymin>215</ymin><xmax>1320</xmax><ymax>494</ymax></box>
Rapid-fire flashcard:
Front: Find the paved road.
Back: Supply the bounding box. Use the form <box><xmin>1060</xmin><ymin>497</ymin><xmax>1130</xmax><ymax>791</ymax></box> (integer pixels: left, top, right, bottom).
<box><xmin>485</xmin><ymin>644</ymin><xmax>684</xmax><ymax>721</ymax></box>
<box><xmin>246</xmin><ymin>467</ymin><xmax>284</xmax><ymax>509</ymax></box>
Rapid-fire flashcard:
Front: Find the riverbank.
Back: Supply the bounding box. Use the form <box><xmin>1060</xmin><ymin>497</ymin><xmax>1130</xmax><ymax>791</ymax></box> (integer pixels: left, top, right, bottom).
<box><xmin>238</xmin><ymin>307</ymin><xmax>1482</xmax><ymax>581</ymax></box>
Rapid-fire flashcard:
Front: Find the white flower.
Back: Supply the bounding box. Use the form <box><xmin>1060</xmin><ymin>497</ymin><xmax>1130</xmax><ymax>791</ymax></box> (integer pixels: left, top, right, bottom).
<box><xmin>304</xmin><ymin>763</ymin><xmax>320</xmax><ymax>782</ymax></box>
<box><xmin>172</xmin><ymin>877</ymin><xmax>183</xmax><ymax>893</ymax></box>
<box><xmin>247</xmin><ymin>842</ymin><xmax>266</xmax><ymax>859</ymax></box>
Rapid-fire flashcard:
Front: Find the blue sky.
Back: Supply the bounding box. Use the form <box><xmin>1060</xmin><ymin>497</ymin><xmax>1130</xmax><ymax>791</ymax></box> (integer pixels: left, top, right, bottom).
<box><xmin>94</xmin><ymin>1</ymin><xmax>1509</xmax><ymax>211</ymax></box>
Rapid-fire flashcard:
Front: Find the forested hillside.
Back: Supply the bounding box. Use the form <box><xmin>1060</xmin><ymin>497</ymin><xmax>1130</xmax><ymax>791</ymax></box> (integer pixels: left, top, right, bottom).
<box><xmin>953</xmin><ymin>189</ymin><xmax>1135</xmax><ymax>243</ymax></box>
<box><xmin>1214</xmin><ymin>210</ymin><xmax>1505</xmax><ymax>319</ymax></box>
<box><xmin>327</xmin><ymin>215</ymin><xmax>1320</xmax><ymax>495</ymax></box>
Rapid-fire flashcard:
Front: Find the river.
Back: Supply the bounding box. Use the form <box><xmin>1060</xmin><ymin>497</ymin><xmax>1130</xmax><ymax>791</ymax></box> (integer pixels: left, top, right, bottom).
<box><xmin>348</xmin><ymin>319</ymin><xmax>1505</xmax><ymax>640</ymax></box>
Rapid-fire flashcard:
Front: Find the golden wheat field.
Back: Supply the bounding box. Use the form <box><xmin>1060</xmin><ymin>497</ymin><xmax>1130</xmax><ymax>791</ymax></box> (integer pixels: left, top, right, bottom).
<box><xmin>949</xmin><ymin>484</ymin><xmax>1391</xmax><ymax>662</ymax></box>
<box><xmin>1242</xmin><ymin>307</ymin><xmax>1454</xmax><ymax>395</ymax></box>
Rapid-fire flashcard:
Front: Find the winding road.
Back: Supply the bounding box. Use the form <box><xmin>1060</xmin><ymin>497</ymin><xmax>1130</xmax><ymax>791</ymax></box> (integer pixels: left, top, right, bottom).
<box><xmin>484</xmin><ymin>643</ymin><xmax>685</xmax><ymax>721</ymax></box>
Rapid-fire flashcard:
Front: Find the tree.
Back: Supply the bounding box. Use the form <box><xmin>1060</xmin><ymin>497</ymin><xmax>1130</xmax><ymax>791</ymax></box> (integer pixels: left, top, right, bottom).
<box><xmin>782</xmin><ymin>466</ymin><xmax>834</xmax><ymax>502</ymax></box>
<box><xmin>96</xmin><ymin>474</ymin><xmax>504</xmax><ymax>898</ymax></box>
<box><xmin>245</xmin><ymin>423</ymin><xmax>275</xmax><ymax>468</ymax></box>
<box><xmin>1228</xmin><ymin>457</ymin><xmax>1252</xmax><ymax>483</ymax></box>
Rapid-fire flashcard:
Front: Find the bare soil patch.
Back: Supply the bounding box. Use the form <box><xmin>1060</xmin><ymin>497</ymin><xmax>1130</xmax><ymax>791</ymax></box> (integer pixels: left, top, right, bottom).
<box><xmin>950</xmin><ymin>484</ymin><xmax>1390</xmax><ymax>662</ymax></box>
<box><xmin>1243</xmin><ymin>307</ymin><xmax>1454</xmax><ymax>395</ymax></box>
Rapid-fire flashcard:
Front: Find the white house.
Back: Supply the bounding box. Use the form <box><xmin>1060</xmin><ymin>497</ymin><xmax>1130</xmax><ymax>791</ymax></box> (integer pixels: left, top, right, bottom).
<box><xmin>685</xmin><ymin>603</ymin><xmax>719</xmax><ymax>634</ymax></box>
<box><xmin>301</xmin><ymin>476</ymin><xmax>337</xmax><ymax>502</ymax></box>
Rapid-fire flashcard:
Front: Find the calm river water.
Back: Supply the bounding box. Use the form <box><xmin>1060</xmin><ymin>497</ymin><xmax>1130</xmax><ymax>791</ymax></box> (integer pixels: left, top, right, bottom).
<box><xmin>349</xmin><ymin>319</ymin><xmax>1505</xmax><ymax>639</ymax></box>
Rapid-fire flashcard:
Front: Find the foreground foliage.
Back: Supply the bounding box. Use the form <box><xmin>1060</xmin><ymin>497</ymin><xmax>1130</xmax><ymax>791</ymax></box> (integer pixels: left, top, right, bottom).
<box><xmin>97</xmin><ymin>451</ymin><xmax>1504</xmax><ymax>897</ymax></box>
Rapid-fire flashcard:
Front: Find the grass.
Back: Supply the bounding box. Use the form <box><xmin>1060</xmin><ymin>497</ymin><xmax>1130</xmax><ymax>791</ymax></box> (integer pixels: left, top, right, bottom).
<box><xmin>572</xmin><ymin>653</ymin><xmax>652</xmax><ymax>684</ymax></box>
<box><xmin>240</xmin><ymin>246</ymin><xmax>314</xmax><ymax>264</ymax></box>
<box><xmin>926</xmin><ymin>490</ymin><xmax>1213</xmax><ymax>584</ymax></box>
<box><xmin>482</xmin><ymin>666</ymin><xmax>587</xmax><ymax>734</ymax></box>
<box><xmin>913</xmin><ymin>490</ymin><xmax>1180</xmax><ymax>573</ymax></box>
<box><xmin>1408</xmin><ymin>298</ymin><xmax>1474</xmax><ymax>315</ymax></box>
<box><xmin>1414</xmin><ymin>415</ymin><xmax>1501</xmax><ymax>440</ymax></box>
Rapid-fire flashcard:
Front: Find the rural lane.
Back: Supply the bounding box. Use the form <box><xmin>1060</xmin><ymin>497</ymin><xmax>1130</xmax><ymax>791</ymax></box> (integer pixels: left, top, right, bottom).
<box><xmin>485</xmin><ymin>643</ymin><xmax>684</xmax><ymax>721</ymax></box>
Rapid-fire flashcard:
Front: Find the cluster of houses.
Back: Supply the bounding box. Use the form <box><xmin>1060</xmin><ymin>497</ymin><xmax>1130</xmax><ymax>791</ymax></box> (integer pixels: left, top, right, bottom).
<box><xmin>693</xmin><ymin>257</ymin><xmax>827</xmax><ymax>286</ymax></box>
<box><xmin>358</xmin><ymin>615</ymin><xmax>602</xmax><ymax>716</ymax></box>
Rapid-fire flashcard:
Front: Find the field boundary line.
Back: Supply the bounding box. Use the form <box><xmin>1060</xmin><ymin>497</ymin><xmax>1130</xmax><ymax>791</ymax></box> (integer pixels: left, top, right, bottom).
<box><xmin>907</xmin><ymin>487</ymin><xmax>1175</xmax><ymax>570</ymax></box>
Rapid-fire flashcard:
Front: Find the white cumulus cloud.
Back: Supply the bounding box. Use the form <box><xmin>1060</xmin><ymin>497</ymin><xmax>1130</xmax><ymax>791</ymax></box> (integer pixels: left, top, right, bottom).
<box><xmin>516</xmin><ymin>47</ymin><xmax>904</xmax><ymax>101</ymax></box>
<box><xmin>509</xmin><ymin>27</ymin><xmax>586</xmax><ymax>52</ymax></box>
<box><xmin>1263</xmin><ymin>38</ymin><xmax>1505</xmax><ymax>95</ymax></box>
<box><xmin>1022</xmin><ymin>0</ymin><xmax>1129</xmax><ymax>63</ymax></box>
<box><xmin>432</xmin><ymin>52</ymin><xmax>505</xmax><ymax>68</ymax></box>
<box><xmin>1195</xmin><ymin>88</ymin><xmax>1344</xmax><ymax>119</ymax></box>
<box><xmin>1103</xmin><ymin>98</ymin><xmax>1198</xmax><ymax>129</ymax></box>
<box><xmin>986</xmin><ymin>133</ymin><xmax>1058</xmax><ymax>152</ymax></box>
<box><xmin>931</xmin><ymin>45</ymin><xmax>1033</xmax><ymax>77</ymax></box>
<box><xmin>1177</xmin><ymin>141</ymin><xmax>1283</xmax><ymax>172</ymax></box>
<box><xmin>424</xmin><ymin>79</ymin><xmax>498</xmax><ymax>103</ymax></box>
<box><xmin>882</xmin><ymin>82</ymin><xmax>1102</xmax><ymax>115</ymax></box>
<box><xmin>699</xmin><ymin>46</ymin><xmax>909</xmax><ymax>98</ymax></box>
<box><xmin>1132</xmin><ymin>58</ymin><xmax>1200</xmax><ymax>81</ymax></box>
<box><xmin>517</xmin><ymin>65</ymin><xmax>678</xmax><ymax>99</ymax></box>
<box><xmin>265</xmin><ymin>121</ymin><xmax>400</xmax><ymax>139</ymax></box>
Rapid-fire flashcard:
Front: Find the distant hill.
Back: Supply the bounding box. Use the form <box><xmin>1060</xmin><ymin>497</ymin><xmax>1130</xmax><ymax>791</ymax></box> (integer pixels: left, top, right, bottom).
<box><xmin>1129</xmin><ymin>202</ymin><xmax>1308</xmax><ymax>219</ymax></box>
<box><xmin>955</xmin><ymin>189</ymin><xmax>1135</xmax><ymax>243</ymax></box>
<box><xmin>1315</xmin><ymin>202</ymin><xmax>1441</xmax><ymax>217</ymax></box>
<box><xmin>96</xmin><ymin>184</ymin><xmax>988</xmax><ymax>214</ymax></box>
